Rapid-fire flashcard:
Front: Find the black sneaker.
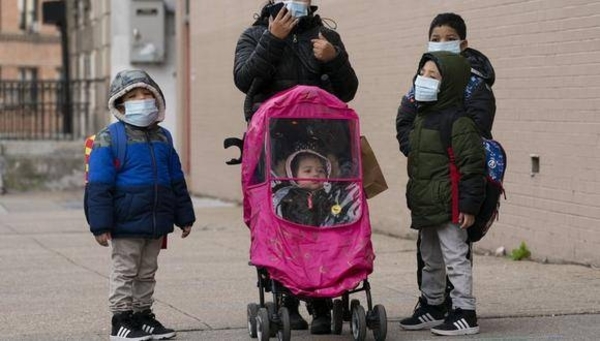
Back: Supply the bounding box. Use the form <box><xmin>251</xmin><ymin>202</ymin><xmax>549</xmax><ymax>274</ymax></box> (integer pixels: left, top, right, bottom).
<box><xmin>431</xmin><ymin>308</ymin><xmax>479</xmax><ymax>336</ymax></box>
<box><xmin>282</xmin><ymin>295</ymin><xmax>308</xmax><ymax>330</ymax></box>
<box><xmin>133</xmin><ymin>310</ymin><xmax>176</xmax><ymax>340</ymax></box>
<box><xmin>399</xmin><ymin>297</ymin><xmax>446</xmax><ymax>330</ymax></box>
<box><xmin>111</xmin><ymin>311</ymin><xmax>151</xmax><ymax>341</ymax></box>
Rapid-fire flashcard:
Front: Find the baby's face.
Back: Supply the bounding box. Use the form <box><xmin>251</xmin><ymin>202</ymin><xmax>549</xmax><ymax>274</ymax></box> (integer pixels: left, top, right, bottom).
<box><xmin>296</xmin><ymin>156</ymin><xmax>327</xmax><ymax>191</ymax></box>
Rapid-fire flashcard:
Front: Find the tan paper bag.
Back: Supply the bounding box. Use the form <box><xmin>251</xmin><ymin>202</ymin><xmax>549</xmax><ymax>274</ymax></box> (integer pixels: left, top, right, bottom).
<box><xmin>360</xmin><ymin>136</ymin><xmax>388</xmax><ymax>199</ymax></box>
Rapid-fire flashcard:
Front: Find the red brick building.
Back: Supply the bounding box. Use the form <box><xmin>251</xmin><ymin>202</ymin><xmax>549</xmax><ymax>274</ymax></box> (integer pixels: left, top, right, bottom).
<box><xmin>0</xmin><ymin>0</ymin><xmax>61</xmax><ymax>81</ymax></box>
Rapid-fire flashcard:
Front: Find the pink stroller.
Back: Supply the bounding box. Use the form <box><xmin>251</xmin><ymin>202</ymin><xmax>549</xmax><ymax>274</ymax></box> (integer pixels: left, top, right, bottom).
<box><xmin>237</xmin><ymin>85</ymin><xmax>387</xmax><ymax>341</ymax></box>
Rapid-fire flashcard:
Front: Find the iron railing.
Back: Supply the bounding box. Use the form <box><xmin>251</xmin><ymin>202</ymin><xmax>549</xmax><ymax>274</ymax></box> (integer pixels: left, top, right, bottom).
<box><xmin>0</xmin><ymin>79</ymin><xmax>106</xmax><ymax>140</ymax></box>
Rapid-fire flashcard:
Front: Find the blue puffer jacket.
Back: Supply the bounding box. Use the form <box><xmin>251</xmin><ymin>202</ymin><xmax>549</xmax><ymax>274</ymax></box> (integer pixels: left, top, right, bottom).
<box><xmin>85</xmin><ymin>69</ymin><xmax>195</xmax><ymax>238</ymax></box>
<box><xmin>85</xmin><ymin>123</ymin><xmax>195</xmax><ymax>238</ymax></box>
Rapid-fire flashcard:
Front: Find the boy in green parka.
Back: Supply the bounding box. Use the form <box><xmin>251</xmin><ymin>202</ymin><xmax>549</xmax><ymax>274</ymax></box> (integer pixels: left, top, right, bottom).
<box><xmin>402</xmin><ymin>51</ymin><xmax>486</xmax><ymax>336</ymax></box>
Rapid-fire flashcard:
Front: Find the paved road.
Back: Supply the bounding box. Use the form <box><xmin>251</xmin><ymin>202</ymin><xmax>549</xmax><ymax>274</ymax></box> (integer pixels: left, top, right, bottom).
<box><xmin>1</xmin><ymin>190</ymin><xmax>599</xmax><ymax>340</ymax></box>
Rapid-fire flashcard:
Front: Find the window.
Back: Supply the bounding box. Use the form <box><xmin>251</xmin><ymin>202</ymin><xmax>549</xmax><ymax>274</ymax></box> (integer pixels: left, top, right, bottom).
<box><xmin>269</xmin><ymin>118</ymin><xmax>362</xmax><ymax>227</ymax></box>
<box><xmin>18</xmin><ymin>67</ymin><xmax>38</xmax><ymax>105</ymax></box>
<box><xmin>18</xmin><ymin>0</ymin><xmax>39</xmax><ymax>33</ymax></box>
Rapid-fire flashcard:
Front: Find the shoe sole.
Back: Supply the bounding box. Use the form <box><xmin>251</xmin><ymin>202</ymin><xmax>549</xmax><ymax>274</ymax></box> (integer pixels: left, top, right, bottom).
<box><xmin>399</xmin><ymin>319</ymin><xmax>444</xmax><ymax>330</ymax></box>
<box><xmin>151</xmin><ymin>332</ymin><xmax>176</xmax><ymax>340</ymax></box>
<box><xmin>110</xmin><ymin>336</ymin><xmax>151</xmax><ymax>341</ymax></box>
<box><xmin>431</xmin><ymin>325</ymin><xmax>480</xmax><ymax>336</ymax></box>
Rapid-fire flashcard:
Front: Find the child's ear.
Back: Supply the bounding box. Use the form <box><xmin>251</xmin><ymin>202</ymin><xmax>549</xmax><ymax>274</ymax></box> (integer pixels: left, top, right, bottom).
<box><xmin>460</xmin><ymin>39</ymin><xmax>469</xmax><ymax>51</ymax></box>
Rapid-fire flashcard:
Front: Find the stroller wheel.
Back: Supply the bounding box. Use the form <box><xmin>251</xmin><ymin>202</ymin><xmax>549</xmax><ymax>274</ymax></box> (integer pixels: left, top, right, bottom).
<box><xmin>350</xmin><ymin>299</ymin><xmax>360</xmax><ymax>312</ymax></box>
<box><xmin>351</xmin><ymin>304</ymin><xmax>367</xmax><ymax>341</ymax></box>
<box><xmin>331</xmin><ymin>299</ymin><xmax>344</xmax><ymax>335</ymax></box>
<box><xmin>349</xmin><ymin>299</ymin><xmax>360</xmax><ymax>321</ymax></box>
<box><xmin>277</xmin><ymin>307</ymin><xmax>291</xmax><ymax>341</ymax></box>
<box><xmin>247</xmin><ymin>303</ymin><xmax>259</xmax><ymax>338</ymax></box>
<box><xmin>256</xmin><ymin>307</ymin><xmax>270</xmax><ymax>341</ymax></box>
<box><xmin>265</xmin><ymin>302</ymin><xmax>277</xmax><ymax>337</ymax></box>
<box><xmin>371</xmin><ymin>304</ymin><xmax>387</xmax><ymax>341</ymax></box>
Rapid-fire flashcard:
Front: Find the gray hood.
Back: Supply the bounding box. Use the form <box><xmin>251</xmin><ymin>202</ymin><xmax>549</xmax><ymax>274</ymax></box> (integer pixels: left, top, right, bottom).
<box><xmin>107</xmin><ymin>69</ymin><xmax>166</xmax><ymax>123</ymax></box>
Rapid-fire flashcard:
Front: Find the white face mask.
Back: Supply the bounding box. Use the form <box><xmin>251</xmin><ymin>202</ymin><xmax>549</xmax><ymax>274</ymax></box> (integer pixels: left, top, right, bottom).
<box><xmin>428</xmin><ymin>40</ymin><xmax>462</xmax><ymax>54</ymax></box>
<box><xmin>414</xmin><ymin>75</ymin><xmax>441</xmax><ymax>102</ymax></box>
<box><xmin>282</xmin><ymin>1</ymin><xmax>309</xmax><ymax>18</ymax></box>
<box><xmin>123</xmin><ymin>98</ymin><xmax>159</xmax><ymax>127</ymax></box>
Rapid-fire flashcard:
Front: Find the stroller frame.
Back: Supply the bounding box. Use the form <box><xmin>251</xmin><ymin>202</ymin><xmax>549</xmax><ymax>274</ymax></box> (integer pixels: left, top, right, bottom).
<box><xmin>246</xmin><ymin>265</ymin><xmax>387</xmax><ymax>341</ymax></box>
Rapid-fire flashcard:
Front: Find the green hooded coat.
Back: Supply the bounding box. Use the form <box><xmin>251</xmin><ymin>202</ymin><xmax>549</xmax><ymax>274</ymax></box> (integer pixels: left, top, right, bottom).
<box><xmin>406</xmin><ymin>51</ymin><xmax>486</xmax><ymax>229</ymax></box>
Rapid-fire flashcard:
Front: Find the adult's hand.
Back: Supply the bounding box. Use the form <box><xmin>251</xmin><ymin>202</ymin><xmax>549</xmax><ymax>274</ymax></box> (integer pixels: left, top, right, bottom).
<box><xmin>311</xmin><ymin>32</ymin><xmax>338</xmax><ymax>62</ymax></box>
<box><xmin>269</xmin><ymin>7</ymin><xmax>298</xmax><ymax>40</ymax></box>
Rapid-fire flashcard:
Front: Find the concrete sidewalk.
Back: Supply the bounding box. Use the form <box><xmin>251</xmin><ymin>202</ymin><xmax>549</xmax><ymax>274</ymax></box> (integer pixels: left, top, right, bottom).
<box><xmin>1</xmin><ymin>190</ymin><xmax>599</xmax><ymax>340</ymax></box>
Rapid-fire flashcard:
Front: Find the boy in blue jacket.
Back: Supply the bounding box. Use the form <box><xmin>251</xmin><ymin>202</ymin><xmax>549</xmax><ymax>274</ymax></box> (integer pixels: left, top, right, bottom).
<box><xmin>85</xmin><ymin>69</ymin><xmax>195</xmax><ymax>341</ymax></box>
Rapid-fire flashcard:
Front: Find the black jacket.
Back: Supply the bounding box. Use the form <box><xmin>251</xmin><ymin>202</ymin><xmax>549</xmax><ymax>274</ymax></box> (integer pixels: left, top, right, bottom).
<box><xmin>396</xmin><ymin>48</ymin><xmax>496</xmax><ymax>156</ymax></box>
<box><xmin>234</xmin><ymin>6</ymin><xmax>358</xmax><ymax>121</ymax></box>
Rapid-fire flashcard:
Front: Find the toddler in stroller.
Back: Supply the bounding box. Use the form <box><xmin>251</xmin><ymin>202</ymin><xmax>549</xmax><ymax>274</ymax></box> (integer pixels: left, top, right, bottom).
<box><xmin>239</xmin><ymin>85</ymin><xmax>387</xmax><ymax>341</ymax></box>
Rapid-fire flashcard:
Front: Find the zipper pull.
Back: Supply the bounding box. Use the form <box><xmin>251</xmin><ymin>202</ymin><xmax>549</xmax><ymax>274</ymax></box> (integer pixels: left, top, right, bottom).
<box><xmin>293</xmin><ymin>34</ymin><xmax>297</xmax><ymax>43</ymax></box>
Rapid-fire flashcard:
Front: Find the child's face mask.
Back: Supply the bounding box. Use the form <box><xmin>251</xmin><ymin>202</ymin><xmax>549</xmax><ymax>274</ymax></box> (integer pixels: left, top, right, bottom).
<box><xmin>428</xmin><ymin>40</ymin><xmax>462</xmax><ymax>54</ymax></box>
<box><xmin>414</xmin><ymin>75</ymin><xmax>441</xmax><ymax>102</ymax></box>
<box><xmin>123</xmin><ymin>98</ymin><xmax>158</xmax><ymax>127</ymax></box>
<box><xmin>282</xmin><ymin>1</ymin><xmax>309</xmax><ymax>18</ymax></box>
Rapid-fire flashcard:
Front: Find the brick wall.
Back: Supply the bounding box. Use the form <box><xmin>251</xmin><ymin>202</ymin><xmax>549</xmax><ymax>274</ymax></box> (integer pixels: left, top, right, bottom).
<box><xmin>0</xmin><ymin>0</ymin><xmax>61</xmax><ymax>80</ymax></box>
<box><xmin>183</xmin><ymin>0</ymin><xmax>600</xmax><ymax>266</ymax></box>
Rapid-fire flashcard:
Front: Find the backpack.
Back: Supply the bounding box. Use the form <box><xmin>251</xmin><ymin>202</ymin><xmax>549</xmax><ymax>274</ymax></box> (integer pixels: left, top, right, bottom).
<box><xmin>84</xmin><ymin>121</ymin><xmax>173</xmax><ymax>184</ymax></box>
<box><xmin>442</xmin><ymin>123</ymin><xmax>507</xmax><ymax>242</ymax></box>
<box><xmin>469</xmin><ymin>138</ymin><xmax>507</xmax><ymax>241</ymax></box>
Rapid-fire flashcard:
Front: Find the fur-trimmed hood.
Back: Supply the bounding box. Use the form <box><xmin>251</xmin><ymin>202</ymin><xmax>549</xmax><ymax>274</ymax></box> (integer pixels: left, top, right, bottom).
<box><xmin>108</xmin><ymin>69</ymin><xmax>166</xmax><ymax>123</ymax></box>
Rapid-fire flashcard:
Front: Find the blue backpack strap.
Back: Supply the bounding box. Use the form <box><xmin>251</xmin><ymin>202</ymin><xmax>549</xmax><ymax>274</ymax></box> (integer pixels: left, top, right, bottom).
<box><xmin>108</xmin><ymin>121</ymin><xmax>127</xmax><ymax>170</ymax></box>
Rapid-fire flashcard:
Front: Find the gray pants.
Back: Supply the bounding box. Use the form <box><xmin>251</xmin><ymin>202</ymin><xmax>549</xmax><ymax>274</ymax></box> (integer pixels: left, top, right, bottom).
<box><xmin>420</xmin><ymin>222</ymin><xmax>475</xmax><ymax>310</ymax></box>
<box><xmin>109</xmin><ymin>237</ymin><xmax>163</xmax><ymax>313</ymax></box>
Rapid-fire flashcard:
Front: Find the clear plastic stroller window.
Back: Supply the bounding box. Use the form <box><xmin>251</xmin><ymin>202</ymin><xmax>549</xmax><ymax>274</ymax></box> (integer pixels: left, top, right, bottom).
<box><xmin>269</xmin><ymin>118</ymin><xmax>362</xmax><ymax>227</ymax></box>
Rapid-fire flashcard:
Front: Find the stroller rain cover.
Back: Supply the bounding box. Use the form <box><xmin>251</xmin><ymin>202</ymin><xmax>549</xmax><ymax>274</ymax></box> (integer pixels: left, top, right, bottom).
<box><xmin>241</xmin><ymin>85</ymin><xmax>374</xmax><ymax>298</ymax></box>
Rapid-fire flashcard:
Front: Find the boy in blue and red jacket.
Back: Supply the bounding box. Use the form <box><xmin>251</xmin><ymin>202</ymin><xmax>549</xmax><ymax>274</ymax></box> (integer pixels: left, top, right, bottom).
<box><xmin>85</xmin><ymin>69</ymin><xmax>195</xmax><ymax>341</ymax></box>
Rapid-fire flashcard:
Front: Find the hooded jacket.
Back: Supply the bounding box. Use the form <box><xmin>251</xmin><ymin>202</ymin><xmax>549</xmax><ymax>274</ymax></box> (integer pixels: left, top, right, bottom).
<box><xmin>406</xmin><ymin>52</ymin><xmax>486</xmax><ymax>229</ymax></box>
<box><xmin>233</xmin><ymin>4</ymin><xmax>358</xmax><ymax>121</ymax></box>
<box><xmin>396</xmin><ymin>47</ymin><xmax>496</xmax><ymax>156</ymax></box>
<box><xmin>85</xmin><ymin>70</ymin><xmax>195</xmax><ymax>238</ymax></box>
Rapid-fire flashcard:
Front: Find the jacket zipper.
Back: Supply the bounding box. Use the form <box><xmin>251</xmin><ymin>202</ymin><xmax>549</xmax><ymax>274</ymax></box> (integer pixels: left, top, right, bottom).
<box><xmin>146</xmin><ymin>131</ymin><xmax>158</xmax><ymax>237</ymax></box>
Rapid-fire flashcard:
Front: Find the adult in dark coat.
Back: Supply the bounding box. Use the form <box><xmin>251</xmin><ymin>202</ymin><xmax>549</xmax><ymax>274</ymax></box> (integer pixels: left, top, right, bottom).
<box><xmin>233</xmin><ymin>1</ymin><xmax>358</xmax><ymax>335</ymax></box>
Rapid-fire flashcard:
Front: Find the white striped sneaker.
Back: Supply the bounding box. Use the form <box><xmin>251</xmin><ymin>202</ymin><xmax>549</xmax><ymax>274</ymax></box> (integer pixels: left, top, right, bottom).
<box><xmin>431</xmin><ymin>308</ymin><xmax>480</xmax><ymax>336</ymax></box>
<box><xmin>399</xmin><ymin>297</ymin><xmax>446</xmax><ymax>330</ymax></box>
<box><xmin>133</xmin><ymin>309</ymin><xmax>176</xmax><ymax>340</ymax></box>
<box><xmin>111</xmin><ymin>311</ymin><xmax>151</xmax><ymax>341</ymax></box>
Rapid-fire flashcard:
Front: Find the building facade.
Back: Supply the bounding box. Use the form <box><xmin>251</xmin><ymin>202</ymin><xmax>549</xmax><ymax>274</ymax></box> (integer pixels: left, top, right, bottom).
<box><xmin>64</xmin><ymin>0</ymin><xmax>111</xmax><ymax>135</ymax></box>
<box><xmin>0</xmin><ymin>0</ymin><xmax>61</xmax><ymax>81</ymax></box>
<box><xmin>176</xmin><ymin>0</ymin><xmax>600</xmax><ymax>266</ymax></box>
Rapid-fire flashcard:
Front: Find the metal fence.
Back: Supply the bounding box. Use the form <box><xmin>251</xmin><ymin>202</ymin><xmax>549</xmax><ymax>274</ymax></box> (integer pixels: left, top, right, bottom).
<box><xmin>0</xmin><ymin>79</ymin><xmax>106</xmax><ymax>140</ymax></box>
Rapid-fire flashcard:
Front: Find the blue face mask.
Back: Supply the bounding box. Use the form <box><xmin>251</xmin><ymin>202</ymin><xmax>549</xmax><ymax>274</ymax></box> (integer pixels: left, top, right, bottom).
<box><xmin>123</xmin><ymin>98</ymin><xmax>158</xmax><ymax>127</ymax></box>
<box><xmin>284</xmin><ymin>1</ymin><xmax>309</xmax><ymax>18</ymax></box>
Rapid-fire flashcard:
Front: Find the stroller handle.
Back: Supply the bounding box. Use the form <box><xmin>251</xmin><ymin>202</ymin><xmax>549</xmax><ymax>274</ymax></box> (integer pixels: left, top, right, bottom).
<box><xmin>223</xmin><ymin>137</ymin><xmax>243</xmax><ymax>165</ymax></box>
